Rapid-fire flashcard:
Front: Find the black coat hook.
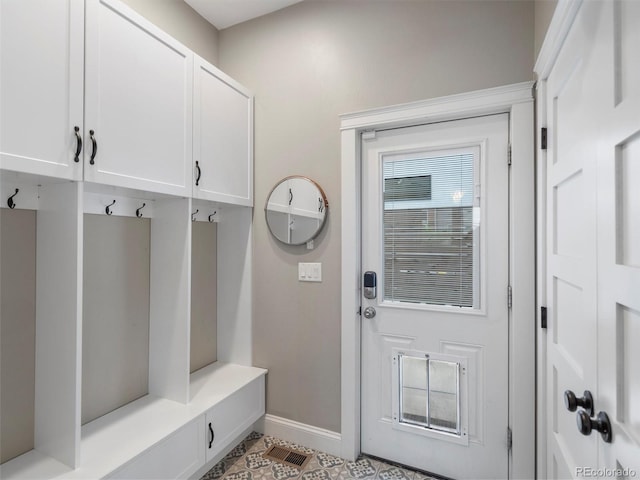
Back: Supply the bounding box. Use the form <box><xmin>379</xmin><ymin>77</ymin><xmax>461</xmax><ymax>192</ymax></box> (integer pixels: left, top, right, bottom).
<box><xmin>106</xmin><ymin>200</ymin><xmax>116</xmax><ymax>215</ymax></box>
<box><xmin>191</xmin><ymin>209</ymin><xmax>199</xmax><ymax>222</ymax></box>
<box><xmin>136</xmin><ymin>203</ymin><xmax>146</xmax><ymax>218</ymax></box>
<box><xmin>7</xmin><ymin>189</ymin><xmax>19</xmax><ymax>209</ymax></box>
<box><xmin>208</xmin><ymin>211</ymin><xmax>217</xmax><ymax>222</ymax></box>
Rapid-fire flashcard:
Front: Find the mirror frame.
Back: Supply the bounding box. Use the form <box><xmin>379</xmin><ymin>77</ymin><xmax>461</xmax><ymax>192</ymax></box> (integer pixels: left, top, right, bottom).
<box><xmin>264</xmin><ymin>175</ymin><xmax>329</xmax><ymax>246</ymax></box>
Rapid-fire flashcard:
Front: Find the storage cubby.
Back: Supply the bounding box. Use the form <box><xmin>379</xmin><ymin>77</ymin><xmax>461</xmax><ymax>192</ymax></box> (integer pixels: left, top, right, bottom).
<box><xmin>1</xmin><ymin>1</ymin><xmax>261</xmax><ymax>477</ymax></box>
<box><xmin>189</xmin><ymin>199</ymin><xmax>254</xmax><ymax>376</ymax></box>
<box><xmin>212</xmin><ymin>203</ymin><xmax>253</xmax><ymax>365</ymax></box>
<box><xmin>82</xmin><ymin>213</ymin><xmax>151</xmax><ymax>424</ymax></box>
<box><xmin>1</xmin><ymin>176</ymin><xmax>263</xmax><ymax>480</ymax></box>
<box><xmin>0</xmin><ymin>172</ymin><xmax>82</xmax><ymax>477</ymax></box>
<box><xmin>190</xmin><ymin>218</ymin><xmax>218</xmax><ymax>373</ymax></box>
<box><xmin>1</xmin><ymin>207</ymin><xmax>36</xmax><ymax>464</ymax></box>
<box><xmin>82</xmin><ymin>186</ymin><xmax>192</xmax><ymax>407</ymax></box>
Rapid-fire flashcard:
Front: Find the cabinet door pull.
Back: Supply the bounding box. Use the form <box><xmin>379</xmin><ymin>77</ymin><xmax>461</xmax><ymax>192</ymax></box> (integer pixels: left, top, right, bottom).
<box><xmin>195</xmin><ymin>161</ymin><xmax>202</xmax><ymax>186</ymax></box>
<box><xmin>208</xmin><ymin>422</ymin><xmax>214</xmax><ymax>448</ymax></box>
<box><xmin>74</xmin><ymin>126</ymin><xmax>82</xmax><ymax>163</ymax></box>
<box><xmin>89</xmin><ymin>130</ymin><xmax>97</xmax><ymax>165</ymax></box>
<box><xmin>289</xmin><ymin>188</ymin><xmax>293</xmax><ymax>205</ymax></box>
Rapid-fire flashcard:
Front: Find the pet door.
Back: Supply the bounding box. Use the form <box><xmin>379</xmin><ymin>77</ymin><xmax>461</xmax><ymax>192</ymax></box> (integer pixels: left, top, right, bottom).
<box><xmin>392</xmin><ymin>350</ymin><xmax>468</xmax><ymax>444</ymax></box>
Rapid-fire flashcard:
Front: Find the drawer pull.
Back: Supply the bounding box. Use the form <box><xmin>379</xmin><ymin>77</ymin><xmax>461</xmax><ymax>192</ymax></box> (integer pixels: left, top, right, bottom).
<box><xmin>208</xmin><ymin>422</ymin><xmax>214</xmax><ymax>448</ymax></box>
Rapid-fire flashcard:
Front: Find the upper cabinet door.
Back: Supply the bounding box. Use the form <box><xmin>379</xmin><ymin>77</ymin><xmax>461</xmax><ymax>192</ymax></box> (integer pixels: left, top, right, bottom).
<box><xmin>193</xmin><ymin>56</ymin><xmax>253</xmax><ymax>206</ymax></box>
<box><xmin>84</xmin><ymin>0</ymin><xmax>193</xmax><ymax>196</ymax></box>
<box><xmin>0</xmin><ymin>0</ymin><xmax>84</xmax><ymax>180</ymax></box>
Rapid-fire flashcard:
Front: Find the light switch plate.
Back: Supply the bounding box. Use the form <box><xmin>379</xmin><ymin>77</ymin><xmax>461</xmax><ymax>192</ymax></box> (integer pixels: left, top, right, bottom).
<box><xmin>298</xmin><ymin>262</ymin><xmax>322</xmax><ymax>282</ymax></box>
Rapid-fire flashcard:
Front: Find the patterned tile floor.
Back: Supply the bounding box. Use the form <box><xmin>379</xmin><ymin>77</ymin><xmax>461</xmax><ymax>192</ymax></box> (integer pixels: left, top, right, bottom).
<box><xmin>201</xmin><ymin>432</ymin><xmax>439</xmax><ymax>480</ymax></box>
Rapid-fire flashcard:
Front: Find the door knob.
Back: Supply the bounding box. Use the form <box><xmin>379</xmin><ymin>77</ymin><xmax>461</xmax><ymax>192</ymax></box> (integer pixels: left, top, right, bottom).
<box><xmin>577</xmin><ymin>410</ymin><xmax>612</xmax><ymax>443</ymax></box>
<box><xmin>363</xmin><ymin>307</ymin><xmax>376</xmax><ymax>319</ymax></box>
<box><xmin>564</xmin><ymin>390</ymin><xmax>594</xmax><ymax>417</ymax></box>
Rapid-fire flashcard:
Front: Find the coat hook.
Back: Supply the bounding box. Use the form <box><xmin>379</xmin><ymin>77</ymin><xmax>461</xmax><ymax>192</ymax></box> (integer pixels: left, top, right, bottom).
<box><xmin>7</xmin><ymin>188</ymin><xmax>19</xmax><ymax>209</ymax></box>
<box><xmin>136</xmin><ymin>203</ymin><xmax>146</xmax><ymax>218</ymax></box>
<box><xmin>191</xmin><ymin>209</ymin><xmax>199</xmax><ymax>222</ymax></box>
<box><xmin>208</xmin><ymin>211</ymin><xmax>217</xmax><ymax>222</ymax></box>
<box><xmin>106</xmin><ymin>199</ymin><xmax>116</xmax><ymax>216</ymax></box>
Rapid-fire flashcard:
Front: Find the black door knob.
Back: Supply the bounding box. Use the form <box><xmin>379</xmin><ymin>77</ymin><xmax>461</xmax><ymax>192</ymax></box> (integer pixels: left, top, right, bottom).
<box><xmin>577</xmin><ymin>410</ymin><xmax>612</xmax><ymax>443</ymax></box>
<box><xmin>564</xmin><ymin>390</ymin><xmax>594</xmax><ymax>417</ymax></box>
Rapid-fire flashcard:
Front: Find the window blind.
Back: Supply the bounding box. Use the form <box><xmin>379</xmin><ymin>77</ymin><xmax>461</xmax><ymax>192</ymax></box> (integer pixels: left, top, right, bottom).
<box><xmin>383</xmin><ymin>152</ymin><xmax>477</xmax><ymax>308</ymax></box>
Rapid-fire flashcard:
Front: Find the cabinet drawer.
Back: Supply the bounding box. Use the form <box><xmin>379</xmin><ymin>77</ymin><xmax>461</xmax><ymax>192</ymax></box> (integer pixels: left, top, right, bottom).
<box><xmin>106</xmin><ymin>417</ymin><xmax>204</xmax><ymax>480</ymax></box>
<box><xmin>206</xmin><ymin>376</ymin><xmax>265</xmax><ymax>461</ymax></box>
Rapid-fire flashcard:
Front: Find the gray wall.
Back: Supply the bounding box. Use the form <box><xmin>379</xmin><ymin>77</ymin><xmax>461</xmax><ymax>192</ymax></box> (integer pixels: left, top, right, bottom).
<box><xmin>121</xmin><ymin>0</ymin><xmax>219</xmax><ymax>65</ymax></box>
<box><xmin>82</xmin><ymin>215</ymin><xmax>151</xmax><ymax>425</ymax></box>
<box><xmin>190</xmin><ymin>221</ymin><xmax>218</xmax><ymax>373</ymax></box>
<box><xmin>534</xmin><ymin>0</ymin><xmax>558</xmax><ymax>59</ymax></box>
<box><xmin>0</xmin><ymin>209</ymin><xmax>36</xmax><ymax>463</ymax></box>
<box><xmin>218</xmin><ymin>0</ymin><xmax>535</xmax><ymax>432</ymax></box>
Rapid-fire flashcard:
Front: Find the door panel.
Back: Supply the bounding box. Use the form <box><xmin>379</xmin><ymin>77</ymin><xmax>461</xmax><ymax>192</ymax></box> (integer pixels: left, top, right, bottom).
<box><xmin>546</xmin><ymin>1</ymin><xmax>640</xmax><ymax>477</ymax></box>
<box><xmin>597</xmin><ymin>0</ymin><xmax>640</xmax><ymax>475</ymax></box>
<box><xmin>546</xmin><ymin>2</ymin><xmax>599</xmax><ymax>474</ymax></box>
<box><xmin>361</xmin><ymin>114</ymin><xmax>509</xmax><ymax>479</ymax></box>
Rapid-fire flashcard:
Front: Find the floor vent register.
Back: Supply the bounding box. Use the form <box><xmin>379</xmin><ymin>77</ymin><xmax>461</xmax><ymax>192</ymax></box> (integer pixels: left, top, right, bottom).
<box><xmin>263</xmin><ymin>445</ymin><xmax>312</xmax><ymax>469</ymax></box>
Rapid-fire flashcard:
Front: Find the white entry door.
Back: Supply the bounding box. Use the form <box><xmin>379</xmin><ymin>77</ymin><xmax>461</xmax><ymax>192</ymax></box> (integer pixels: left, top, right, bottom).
<box><xmin>361</xmin><ymin>114</ymin><xmax>510</xmax><ymax>479</ymax></box>
<box><xmin>544</xmin><ymin>1</ymin><xmax>640</xmax><ymax>478</ymax></box>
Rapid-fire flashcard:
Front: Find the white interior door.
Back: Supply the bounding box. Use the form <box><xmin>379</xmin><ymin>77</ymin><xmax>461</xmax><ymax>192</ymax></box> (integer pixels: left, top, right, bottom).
<box><xmin>361</xmin><ymin>114</ymin><xmax>510</xmax><ymax>479</ymax></box>
<box><xmin>545</xmin><ymin>1</ymin><xmax>640</xmax><ymax>477</ymax></box>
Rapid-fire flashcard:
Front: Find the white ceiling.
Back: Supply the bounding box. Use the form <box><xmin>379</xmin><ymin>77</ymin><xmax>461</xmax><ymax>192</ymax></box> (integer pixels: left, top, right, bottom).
<box><xmin>184</xmin><ymin>0</ymin><xmax>304</xmax><ymax>30</ymax></box>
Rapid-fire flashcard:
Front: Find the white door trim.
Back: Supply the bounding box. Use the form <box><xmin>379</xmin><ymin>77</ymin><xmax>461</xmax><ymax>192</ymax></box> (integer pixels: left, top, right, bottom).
<box><xmin>533</xmin><ymin>0</ymin><xmax>583</xmax><ymax>80</ymax></box>
<box><xmin>340</xmin><ymin>81</ymin><xmax>535</xmax><ymax>478</ymax></box>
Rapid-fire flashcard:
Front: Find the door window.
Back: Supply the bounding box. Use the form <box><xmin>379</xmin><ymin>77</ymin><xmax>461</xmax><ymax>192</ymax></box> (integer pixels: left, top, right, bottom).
<box><xmin>382</xmin><ymin>147</ymin><xmax>480</xmax><ymax>309</ymax></box>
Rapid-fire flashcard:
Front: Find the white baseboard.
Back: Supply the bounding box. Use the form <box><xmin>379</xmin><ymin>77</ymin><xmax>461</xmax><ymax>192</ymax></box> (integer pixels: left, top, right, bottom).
<box><xmin>256</xmin><ymin>414</ymin><xmax>343</xmax><ymax>458</ymax></box>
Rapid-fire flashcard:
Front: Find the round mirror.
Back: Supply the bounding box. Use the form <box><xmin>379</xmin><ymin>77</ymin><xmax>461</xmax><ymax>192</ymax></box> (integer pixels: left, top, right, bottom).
<box><xmin>265</xmin><ymin>176</ymin><xmax>328</xmax><ymax>245</ymax></box>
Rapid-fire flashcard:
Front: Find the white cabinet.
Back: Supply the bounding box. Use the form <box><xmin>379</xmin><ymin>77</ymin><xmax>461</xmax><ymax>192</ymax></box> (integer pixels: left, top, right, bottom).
<box><xmin>204</xmin><ymin>373</ymin><xmax>265</xmax><ymax>462</ymax></box>
<box><xmin>0</xmin><ymin>0</ymin><xmax>84</xmax><ymax>180</ymax></box>
<box><xmin>193</xmin><ymin>56</ymin><xmax>253</xmax><ymax>206</ymax></box>
<box><xmin>106</xmin><ymin>417</ymin><xmax>204</xmax><ymax>480</ymax></box>
<box><xmin>1</xmin><ymin>1</ymin><xmax>253</xmax><ymax>203</ymax></box>
<box><xmin>1</xmin><ymin>2</ymin><xmax>259</xmax><ymax>479</ymax></box>
<box><xmin>83</xmin><ymin>0</ymin><xmax>193</xmax><ymax>196</ymax></box>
